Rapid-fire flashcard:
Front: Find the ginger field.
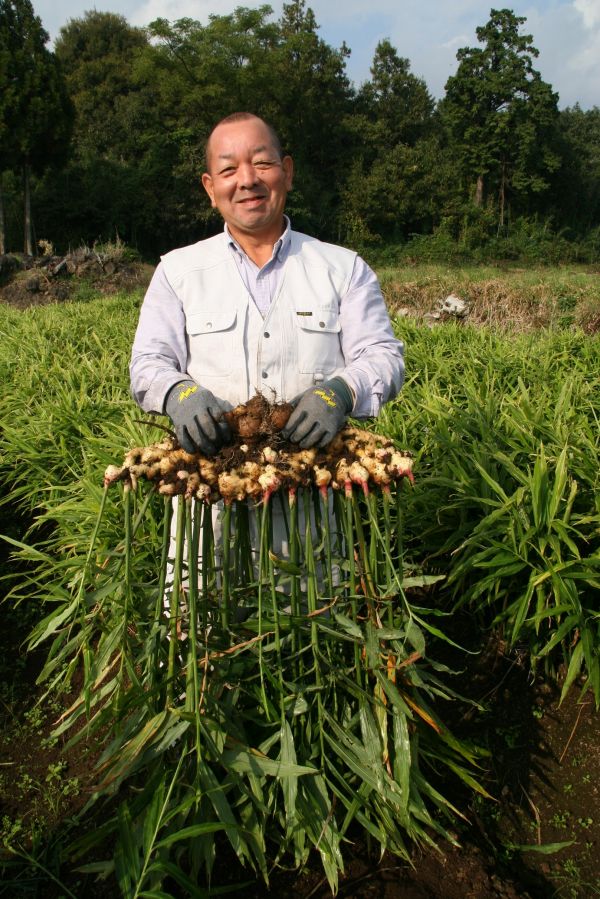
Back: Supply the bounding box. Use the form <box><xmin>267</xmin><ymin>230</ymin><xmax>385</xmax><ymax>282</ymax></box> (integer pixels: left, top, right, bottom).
<box><xmin>0</xmin><ymin>265</ymin><xmax>599</xmax><ymax>898</ymax></box>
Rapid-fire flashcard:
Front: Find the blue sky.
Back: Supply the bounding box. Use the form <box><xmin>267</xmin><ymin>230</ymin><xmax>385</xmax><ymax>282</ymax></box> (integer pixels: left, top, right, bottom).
<box><xmin>36</xmin><ymin>0</ymin><xmax>600</xmax><ymax>109</ymax></box>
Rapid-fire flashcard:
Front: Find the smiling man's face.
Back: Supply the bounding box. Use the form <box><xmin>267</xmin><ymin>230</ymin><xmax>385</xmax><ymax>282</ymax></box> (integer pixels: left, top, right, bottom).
<box><xmin>202</xmin><ymin>117</ymin><xmax>293</xmax><ymax>246</ymax></box>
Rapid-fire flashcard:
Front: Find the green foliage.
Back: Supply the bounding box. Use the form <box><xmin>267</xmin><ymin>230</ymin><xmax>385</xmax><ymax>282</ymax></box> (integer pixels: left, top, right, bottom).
<box><xmin>365</xmin><ymin>217</ymin><xmax>600</xmax><ymax>267</ymax></box>
<box><xmin>553</xmin><ymin>105</ymin><xmax>600</xmax><ymax>237</ymax></box>
<box><xmin>381</xmin><ymin>321</ymin><xmax>600</xmax><ymax>702</ymax></box>
<box><xmin>54</xmin><ymin>11</ymin><xmax>148</xmax><ymax>161</ymax></box>
<box><xmin>0</xmin><ymin>0</ymin><xmax>72</xmax><ymax>171</ymax></box>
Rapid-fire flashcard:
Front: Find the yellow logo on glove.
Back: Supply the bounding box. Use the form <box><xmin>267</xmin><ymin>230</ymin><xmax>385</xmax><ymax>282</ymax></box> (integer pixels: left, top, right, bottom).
<box><xmin>177</xmin><ymin>383</ymin><xmax>198</xmax><ymax>403</ymax></box>
<box><xmin>314</xmin><ymin>388</ymin><xmax>337</xmax><ymax>408</ymax></box>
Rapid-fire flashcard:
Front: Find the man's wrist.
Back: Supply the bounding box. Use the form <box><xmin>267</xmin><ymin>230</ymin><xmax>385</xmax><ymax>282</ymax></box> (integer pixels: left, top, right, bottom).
<box><xmin>326</xmin><ymin>377</ymin><xmax>353</xmax><ymax>414</ymax></box>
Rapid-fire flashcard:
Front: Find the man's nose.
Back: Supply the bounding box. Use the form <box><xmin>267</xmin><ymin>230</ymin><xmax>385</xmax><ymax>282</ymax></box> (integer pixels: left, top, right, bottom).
<box><xmin>238</xmin><ymin>162</ymin><xmax>259</xmax><ymax>187</ymax></box>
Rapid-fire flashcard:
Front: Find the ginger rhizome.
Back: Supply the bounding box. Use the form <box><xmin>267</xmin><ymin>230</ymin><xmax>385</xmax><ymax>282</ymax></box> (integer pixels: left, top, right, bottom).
<box><xmin>104</xmin><ymin>396</ymin><xmax>413</xmax><ymax>502</ymax></box>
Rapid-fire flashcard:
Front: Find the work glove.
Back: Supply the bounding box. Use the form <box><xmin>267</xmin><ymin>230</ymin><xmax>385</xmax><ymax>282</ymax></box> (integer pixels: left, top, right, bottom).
<box><xmin>281</xmin><ymin>377</ymin><xmax>353</xmax><ymax>449</ymax></box>
<box><xmin>165</xmin><ymin>380</ymin><xmax>231</xmax><ymax>456</ymax></box>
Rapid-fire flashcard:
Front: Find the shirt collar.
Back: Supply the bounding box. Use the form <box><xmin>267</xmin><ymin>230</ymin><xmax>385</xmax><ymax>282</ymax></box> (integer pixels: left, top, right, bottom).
<box><xmin>225</xmin><ymin>216</ymin><xmax>291</xmax><ymax>266</ymax></box>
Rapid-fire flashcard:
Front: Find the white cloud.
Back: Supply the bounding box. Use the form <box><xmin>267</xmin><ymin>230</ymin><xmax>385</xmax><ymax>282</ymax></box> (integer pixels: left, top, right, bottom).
<box><xmin>568</xmin><ymin>26</ymin><xmax>600</xmax><ymax>73</ymax></box>
<box><xmin>129</xmin><ymin>0</ymin><xmax>234</xmax><ymax>27</ymax></box>
<box><xmin>573</xmin><ymin>0</ymin><xmax>600</xmax><ymax>28</ymax></box>
<box><xmin>441</xmin><ymin>33</ymin><xmax>471</xmax><ymax>50</ymax></box>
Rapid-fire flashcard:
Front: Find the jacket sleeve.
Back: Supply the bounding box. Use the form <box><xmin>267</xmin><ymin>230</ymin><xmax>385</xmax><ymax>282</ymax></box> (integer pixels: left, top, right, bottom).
<box><xmin>338</xmin><ymin>256</ymin><xmax>404</xmax><ymax>417</ymax></box>
<box><xmin>129</xmin><ymin>263</ymin><xmax>190</xmax><ymax>414</ymax></box>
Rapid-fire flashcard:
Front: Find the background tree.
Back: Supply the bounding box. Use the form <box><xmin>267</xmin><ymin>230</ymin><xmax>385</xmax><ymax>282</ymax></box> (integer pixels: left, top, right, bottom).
<box><xmin>553</xmin><ymin>105</ymin><xmax>600</xmax><ymax>238</ymax></box>
<box><xmin>264</xmin><ymin>0</ymin><xmax>355</xmax><ymax>237</ymax></box>
<box><xmin>441</xmin><ymin>8</ymin><xmax>561</xmax><ymax>232</ymax></box>
<box><xmin>341</xmin><ymin>39</ymin><xmax>442</xmax><ymax>243</ymax></box>
<box><xmin>0</xmin><ymin>0</ymin><xmax>72</xmax><ymax>254</ymax></box>
<box><xmin>358</xmin><ymin>39</ymin><xmax>434</xmax><ymax>149</ymax></box>
<box><xmin>13</xmin><ymin>2</ymin><xmax>600</xmax><ymax>260</ymax></box>
<box><xmin>39</xmin><ymin>12</ymin><xmax>152</xmax><ymax>250</ymax></box>
<box><xmin>54</xmin><ymin>11</ymin><xmax>148</xmax><ymax>160</ymax></box>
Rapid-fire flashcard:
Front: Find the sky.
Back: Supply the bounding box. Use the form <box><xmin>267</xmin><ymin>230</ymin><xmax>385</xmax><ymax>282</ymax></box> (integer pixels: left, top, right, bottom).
<box><xmin>34</xmin><ymin>0</ymin><xmax>600</xmax><ymax>109</ymax></box>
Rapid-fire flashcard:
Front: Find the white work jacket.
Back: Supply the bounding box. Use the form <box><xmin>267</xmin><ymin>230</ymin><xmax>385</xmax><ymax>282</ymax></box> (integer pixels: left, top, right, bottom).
<box><xmin>160</xmin><ymin>231</ymin><xmax>354</xmax><ymax>408</ymax></box>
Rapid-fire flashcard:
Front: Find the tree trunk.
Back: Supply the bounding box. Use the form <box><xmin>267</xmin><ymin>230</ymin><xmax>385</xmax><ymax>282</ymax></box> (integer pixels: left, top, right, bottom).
<box><xmin>23</xmin><ymin>162</ymin><xmax>34</xmax><ymax>256</ymax></box>
<box><xmin>498</xmin><ymin>162</ymin><xmax>506</xmax><ymax>235</ymax></box>
<box><xmin>474</xmin><ymin>174</ymin><xmax>484</xmax><ymax>207</ymax></box>
<box><xmin>0</xmin><ymin>175</ymin><xmax>5</xmax><ymax>255</ymax></box>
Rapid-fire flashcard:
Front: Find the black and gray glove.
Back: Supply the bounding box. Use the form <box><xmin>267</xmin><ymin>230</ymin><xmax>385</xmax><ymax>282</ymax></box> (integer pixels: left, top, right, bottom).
<box><xmin>281</xmin><ymin>377</ymin><xmax>353</xmax><ymax>449</ymax></box>
<box><xmin>165</xmin><ymin>380</ymin><xmax>231</xmax><ymax>456</ymax></box>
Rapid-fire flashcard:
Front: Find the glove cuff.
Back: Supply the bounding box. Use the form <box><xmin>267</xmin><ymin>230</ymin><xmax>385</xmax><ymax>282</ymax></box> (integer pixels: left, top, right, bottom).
<box><xmin>325</xmin><ymin>377</ymin><xmax>353</xmax><ymax>414</ymax></box>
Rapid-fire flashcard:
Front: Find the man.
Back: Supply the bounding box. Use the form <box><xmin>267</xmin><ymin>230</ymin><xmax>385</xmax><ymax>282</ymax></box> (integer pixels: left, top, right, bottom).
<box><xmin>130</xmin><ymin>111</ymin><xmax>404</xmax><ymax>454</ymax></box>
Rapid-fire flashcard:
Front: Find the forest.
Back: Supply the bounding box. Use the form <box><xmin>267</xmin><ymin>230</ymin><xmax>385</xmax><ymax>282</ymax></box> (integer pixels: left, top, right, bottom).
<box><xmin>1</xmin><ymin>0</ymin><xmax>600</xmax><ymax>262</ymax></box>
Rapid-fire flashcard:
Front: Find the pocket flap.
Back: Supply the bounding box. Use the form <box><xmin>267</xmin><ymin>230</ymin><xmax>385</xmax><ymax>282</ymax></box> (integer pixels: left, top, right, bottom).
<box><xmin>295</xmin><ymin>308</ymin><xmax>340</xmax><ymax>333</ymax></box>
<box><xmin>187</xmin><ymin>310</ymin><xmax>237</xmax><ymax>335</ymax></box>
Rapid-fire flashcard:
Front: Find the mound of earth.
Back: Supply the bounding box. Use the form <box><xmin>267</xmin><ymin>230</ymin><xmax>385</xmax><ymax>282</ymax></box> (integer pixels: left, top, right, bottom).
<box><xmin>0</xmin><ymin>250</ymin><xmax>154</xmax><ymax>308</ymax></box>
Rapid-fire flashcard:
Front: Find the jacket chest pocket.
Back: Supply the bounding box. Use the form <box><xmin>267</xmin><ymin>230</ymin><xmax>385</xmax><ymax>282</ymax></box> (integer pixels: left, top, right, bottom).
<box><xmin>186</xmin><ymin>310</ymin><xmax>236</xmax><ymax>378</ymax></box>
<box><xmin>295</xmin><ymin>307</ymin><xmax>342</xmax><ymax>375</ymax></box>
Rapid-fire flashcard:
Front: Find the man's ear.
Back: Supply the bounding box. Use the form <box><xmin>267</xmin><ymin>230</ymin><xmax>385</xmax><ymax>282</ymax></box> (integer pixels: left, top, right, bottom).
<box><xmin>282</xmin><ymin>155</ymin><xmax>294</xmax><ymax>190</ymax></box>
<box><xmin>201</xmin><ymin>172</ymin><xmax>216</xmax><ymax>207</ymax></box>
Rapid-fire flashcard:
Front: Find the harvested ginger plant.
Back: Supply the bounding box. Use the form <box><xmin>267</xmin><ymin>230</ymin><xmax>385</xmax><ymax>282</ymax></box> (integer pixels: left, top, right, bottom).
<box><xmin>104</xmin><ymin>395</ymin><xmax>413</xmax><ymax>502</ymax></box>
<box><xmin>51</xmin><ymin>394</ymin><xmax>485</xmax><ymax>899</ymax></box>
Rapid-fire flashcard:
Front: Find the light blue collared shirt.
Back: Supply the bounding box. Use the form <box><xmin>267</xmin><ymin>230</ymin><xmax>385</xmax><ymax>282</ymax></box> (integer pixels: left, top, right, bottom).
<box><xmin>225</xmin><ymin>217</ymin><xmax>292</xmax><ymax>319</ymax></box>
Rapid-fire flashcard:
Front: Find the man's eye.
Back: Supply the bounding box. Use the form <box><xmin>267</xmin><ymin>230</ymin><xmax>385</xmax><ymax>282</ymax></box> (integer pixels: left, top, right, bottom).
<box><xmin>220</xmin><ymin>166</ymin><xmax>235</xmax><ymax>175</ymax></box>
<box><xmin>254</xmin><ymin>160</ymin><xmax>273</xmax><ymax>168</ymax></box>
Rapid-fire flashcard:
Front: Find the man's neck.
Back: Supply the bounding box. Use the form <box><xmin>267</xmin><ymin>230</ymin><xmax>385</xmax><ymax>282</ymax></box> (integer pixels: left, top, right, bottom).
<box><xmin>228</xmin><ymin>222</ymin><xmax>286</xmax><ymax>268</ymax></box>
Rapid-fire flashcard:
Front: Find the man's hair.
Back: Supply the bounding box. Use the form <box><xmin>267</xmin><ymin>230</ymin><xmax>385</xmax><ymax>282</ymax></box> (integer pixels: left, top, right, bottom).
<box><xmin>204</xmin><ymin>112</ymin><xmax>283</xmax><ymax>170</ymax></box>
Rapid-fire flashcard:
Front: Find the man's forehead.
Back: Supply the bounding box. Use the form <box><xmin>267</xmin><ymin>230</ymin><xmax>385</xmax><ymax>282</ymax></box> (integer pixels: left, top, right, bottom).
<box><xmin>213</xmin><ymin>121</ymin><xmax>274</xmax><ymax>148</ymax></box>
<box><xmin>206</xmin><ymin>118</ymin><xmax>283</xmax><ymax>170</ymax></box>
<box><xmin>216</xmin><ymin>143</ymin><xmax>271</xmax><ymax>159</ymax></box>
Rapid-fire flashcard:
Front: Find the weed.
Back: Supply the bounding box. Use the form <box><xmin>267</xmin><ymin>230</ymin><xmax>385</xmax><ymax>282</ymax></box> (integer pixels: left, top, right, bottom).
<box><xmin>551</xmin><ymin>811</ymin><xmax>571</xmax><ymax>830</ymax></box>
<box><xmin>23</xmin><ymin>706</ymin><xmax>44</xmax><ymax>735</ymax></box>
<box><xmin>561</xmin><ymin>858</ymin><xmax>581</xmax><ymax>880</ymax></box>
<box><xmin>1</xmin><ymin>815</ymin><xmax>23</xmax><ymax>847</ymax></box>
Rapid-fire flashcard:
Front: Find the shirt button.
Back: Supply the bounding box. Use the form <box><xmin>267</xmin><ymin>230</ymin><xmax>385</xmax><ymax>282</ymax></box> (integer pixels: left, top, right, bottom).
<box><xmin>205</xmin><ymin>322</ymin><xmax>212</xmax><ymax>329</ymax></box>
<box><xmin>262</xmin><ymin>370</ymin><xmax>268</xmax><ymax>379</ymax></box>
<box><xmin>264</xmin><ymin>331</ymin><xmax>270</xmax><ymax>338</ymax></box>
<box><xmin>319</xmin><ymin>321</ymin><xmax>325</xmax><ymax>328</ymax></box>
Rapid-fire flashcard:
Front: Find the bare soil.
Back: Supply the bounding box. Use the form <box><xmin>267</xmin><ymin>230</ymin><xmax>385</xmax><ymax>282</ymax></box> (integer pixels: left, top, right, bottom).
<box><xmin>0</xmin><ymin>252</ymin><xmax>153</xmax><ymax>308</ymax></box>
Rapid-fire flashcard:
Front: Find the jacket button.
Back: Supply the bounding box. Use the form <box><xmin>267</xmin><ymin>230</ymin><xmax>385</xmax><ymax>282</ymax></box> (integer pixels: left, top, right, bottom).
<box><xmin>262</xmin><ymin>370</ymin><xmax>268</xmax><ymax>379</ymax></box>
<box><xmin>205</xmin><ymin>322</ymin><xmax>212</xmax><ymax>329</ymax></box>
<box><xmin>264</xmin><ymin>331</ymin><xmax>270</xmax><ymax>338</ymax></box>
<box><xmin>319</xmin><ymin>321</ymin><xmax>325</xmax><ymax>328</ymax></box>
